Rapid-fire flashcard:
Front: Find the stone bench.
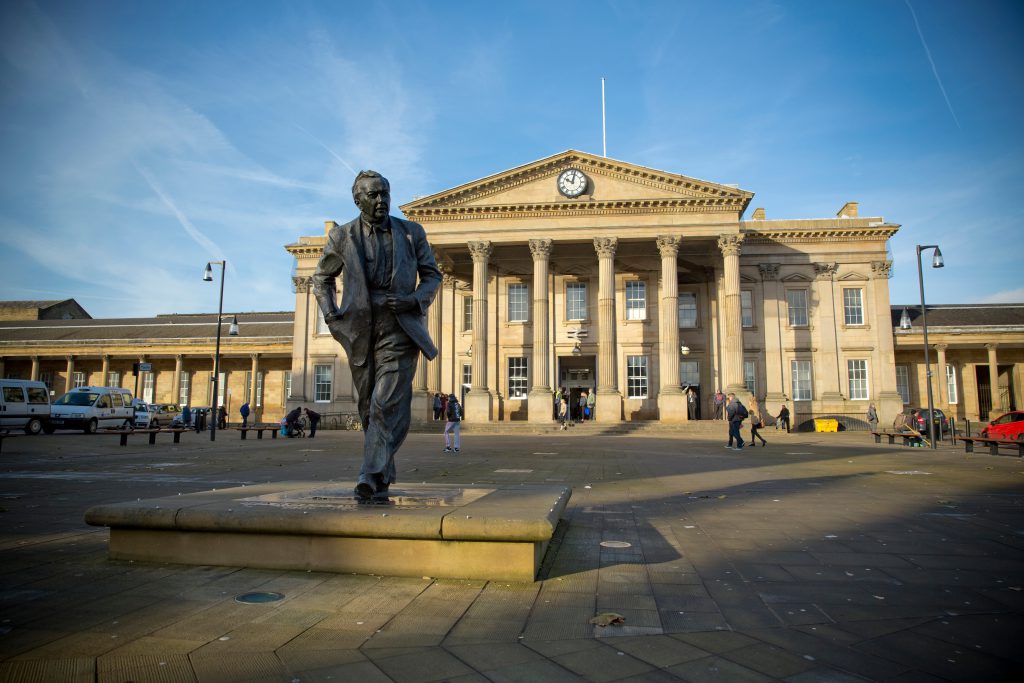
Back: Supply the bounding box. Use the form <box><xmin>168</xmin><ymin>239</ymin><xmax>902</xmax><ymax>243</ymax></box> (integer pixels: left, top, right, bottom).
<box><xmin>222</xmin><ymin>424</ymin><xmax>279</xmax><ymax>440</ymax></box>
<box><xmin>871</xmin><ymin>430</ymin><xmax>923</xmax><ymax>446</ymax></box>
<box><xmin>961</xmin><ymin>436</ymin><xmax>1024</xmax><ymax>457</ymax></box>
<box><xmin>85</xmin><ymin>482</ymin><xmax>571</xmax><ymax>582</ymax></box>
<box><xmin>105</xmin><ymin>427</ymin><xmax>191</xmax><ymax>446</ymax></box>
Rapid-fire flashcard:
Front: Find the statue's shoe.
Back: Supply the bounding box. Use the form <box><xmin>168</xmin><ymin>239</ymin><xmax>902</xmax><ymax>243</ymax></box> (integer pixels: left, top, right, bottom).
<box><xmin>354</xmin><ymin>482</ymin><xmax>374</xmax><ymax>499</ymax></box>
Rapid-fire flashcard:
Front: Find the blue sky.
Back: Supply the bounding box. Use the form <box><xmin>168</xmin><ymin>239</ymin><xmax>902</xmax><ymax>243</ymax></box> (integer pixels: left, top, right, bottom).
<box><xmin>1</xmin><ymin>0</ymin><xmax>1021</xmax><ymax>318</ymax></box>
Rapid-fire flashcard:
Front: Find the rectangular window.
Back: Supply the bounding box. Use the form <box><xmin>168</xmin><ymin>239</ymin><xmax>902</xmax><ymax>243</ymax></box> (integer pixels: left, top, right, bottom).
<box><xmin>741</xmin><ymin>290</ymin><xmax>753</xmax><ymax>328</ymax></box>
<box><xmin>843</xmin><ymin>288</ymin><xmax>864</xmax><ymax>325</ymax></box>
<box><xmin>791</xmin><ymin>359</ymin><xmax>812</xmax><ymax>401</ymax></box>
<box><xmin>895</xmin><ymin>365</ymin><xmax>910</xmax><ymax>404</ymax></box>
<box><xmin>284</xmin><ymin>371</ymin><xmax>292</xmax><ymax>401</ymax></box>
<box><xmin>787</xmin><ymin>289</ymin><xmax>809</xmax><ymax>326</ymax></box>
<box><xmin>2</xmin><ymin>387</ymin><xmax>24</xmax><ymax>403</ymax></box>
<box><xmin>678</xmin><ymin>292</ymin><xmax>698</xmax><ymax>328</ymax></box>
<box><xmin>626</xmin><ymin>355</ymin><xmax>648</xmax><ymax>399</ymax></box>
<box><xmin>142</xmin><ymin>372</ymin><xmax>155</xmax><ymax>403</ymax></box>
<box><xmin>679</xmin><ymin>360</ymin><xmax>700</xmax><ymax>387</ymax></box>
<box><xmin>313</xmin><ymin>364</ymin><xmax>332</xmax><ymax>402</ymax></box>
<box><xmin>72</xmin><ymin>371</ymin><xmax>86</xmax><ymax>388</ymax></box>
<box><xmin>27</xmin><ymin>387</ymin><xmax>48</xmax><ymax>404</ymax></box>
<box><xmin>625</xmin><ymin>281</ymin><xmax>646</xmax><ymax>321</ymax></box>
<box><xmin>315</xmin><ymin>306</ymin><xmax>329</xmax><ymax>335</ymax></box>
<box><xmin>216</xmin><ymin>371</ymin><xmax>226</xmax><ymax>407</ymax></box>
<box><xmin>507</xmin><ymin>357</ymin><xmax>528</xmax><ymax>399</ymax></box>
<box><xmin>946</xmin><ymin>364</ymin><xmax>958</xmax><ymax>405</ymax></box>
<box><xmin>507</xmin><ymin>283</ymin><xmax>528</xmax><ymax>322</ymax></box>
<box><xmin>244</xmin><ymin>371</ymin><xmax>264</xmax><ymax>407</ymax></box>
<box><xmin>744</xmin><ymin>360</ymin><xmax>756</xmax><ymax>395</ymax></box>
<box><xmin>462</xmin><ymin>295</ymin><xmax>473</xmax><ymax>332</ymax></box>
<box><xmin>462</xmin><ymin>363</ymin><xmax>472</xmax><ymax>388</ymax></box>
<box><xmin>566</xmin><ymin>282</ymin><xmax>587</xmax><ymax>321</ymax></box>
<box><xmin>179</xmin><ymin>372</ymin><xmax>191</xmax><ymax>405</ymax></box>
<box><xmin>847</xmin><ymin>359</ymin><xmax>869</xmax><ymax>400</ymax></box>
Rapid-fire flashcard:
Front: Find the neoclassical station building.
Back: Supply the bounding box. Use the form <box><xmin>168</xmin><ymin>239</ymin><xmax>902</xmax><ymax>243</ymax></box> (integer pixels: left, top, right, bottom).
<box><xmin>2</xmin><ymin>151</ymin><xmax>1021</xmax><ymax>430</ymax></box>
<box><xmin>287</xmin><ymin>150</ymin><xmax>912</xmax><ymax>428</ymax></box>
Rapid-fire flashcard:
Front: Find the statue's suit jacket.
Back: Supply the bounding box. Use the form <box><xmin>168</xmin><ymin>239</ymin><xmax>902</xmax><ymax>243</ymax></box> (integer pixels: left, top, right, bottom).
<box><xmin>312</xmin><ymin>215</ymin><xmax>442</xmax><ymax>367</ymax></box>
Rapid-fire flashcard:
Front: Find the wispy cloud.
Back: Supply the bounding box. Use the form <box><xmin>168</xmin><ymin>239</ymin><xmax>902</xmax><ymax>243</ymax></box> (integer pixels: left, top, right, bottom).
<box><xmin>980</xmin><ymin>288</ymin><xmax>1024</xmax><ymax>304</ymax></box>
<box><xmin>134</xmin><ymin>162</ymin><xmax>224</xmax><ymax>262</ymax></box>
<box><xmin>905</xmin><ymin>0</ymin><xmax>961</xmax><ymax>130</ymax></box>
<box><xmin>291</xmin><ymin>123</ymin><xmax>357</xmax><ymax>177</ymax></box>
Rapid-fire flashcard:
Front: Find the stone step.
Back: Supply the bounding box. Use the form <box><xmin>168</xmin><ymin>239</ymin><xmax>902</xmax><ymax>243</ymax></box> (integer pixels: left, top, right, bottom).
<box><xmin>412</xmin><ymin>420</ymin><xmax>791</xmax><ymax>436</ymax></box>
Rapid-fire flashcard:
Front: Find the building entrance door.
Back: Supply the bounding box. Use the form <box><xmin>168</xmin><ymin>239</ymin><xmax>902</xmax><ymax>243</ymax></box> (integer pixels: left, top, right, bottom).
<box><xmin>558</xmin><ymin>355</ymin><xmax>596</xmax><ymax>422</ymax></box>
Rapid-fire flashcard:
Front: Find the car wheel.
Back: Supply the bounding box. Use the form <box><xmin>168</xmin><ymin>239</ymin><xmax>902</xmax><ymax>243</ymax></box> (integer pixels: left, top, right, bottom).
<box><xmin>122</xmin><ymin>419</ymin><xmax>132</xmax><ymax>430</ymax></box>
<box><xmin>24</xmin><ymin>418</ymin><xmax>42</xmax><ymax>435</ymax></box>
<box><xmin>84</xmin><ymin>418</ymin><xmax>98</xmax><ymax>434</ymax></box>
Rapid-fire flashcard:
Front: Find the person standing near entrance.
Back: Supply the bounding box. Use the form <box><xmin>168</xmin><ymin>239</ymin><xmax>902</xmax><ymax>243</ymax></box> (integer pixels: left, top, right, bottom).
<box><xmin>867</xmin><ymin>403</ymin><xmax>878</xmax><ymax>432</ymax></box>
<box><xmin>432</xmin><ymin>393</ymin><xmax>442</xmax><ymax>421</ymax></box>
<box><xmin>586</xmin><ymin>389</ymin><xmax>596</xmax><ymax>422</ymax></box>
<box><xmin>578</xmin><ymin>392</ymin><xmax>587</xmax><ymax>422</ymax></box>
<box><xmin>714</xmin><ymin>390</ymin><xmax>726</xmax><ymax>420</ymax></box>
<box><xmin>726</xmin><ymin>392</ymin><xmax>747</xmax><ymax>450</ymax></box>
<box><xmin>777</xmin><ymin>404</ymin><xmax>791</xmax><ymax>432</ymax></box>
<box><xmin>443</xmin><ymin>394</ymin><xmax>461</xmax><ymax>453</ymax></box>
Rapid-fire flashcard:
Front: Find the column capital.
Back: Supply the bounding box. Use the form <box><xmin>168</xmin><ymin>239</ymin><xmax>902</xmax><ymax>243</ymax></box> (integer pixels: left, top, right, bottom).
<box><xmin>717</xmin><ymin>234</ymin><xmax>744</xmax><ymax>256</ymax></box>
<box><xmin>934</xmin><ymin>343</ymin><xmax>948</xmax><ymax>352</ymax></box>
<box><xmin>593</xmin><ymin>237</ymin><xmax>618</xmax><ymax>258</ymax></box>
<box><xmin>250</xmin><ymin>353</ymin><xmax>261</xmax><ymax>361</ymax></box>
<box><xmin>174</xmin><ymin>354</ymin><xmax>183</xmax><ymax>361</ymax></box>
<box><xmin>656</xmin><ymin>235</ymin><xmax>681</xmax><ymax>257</ymax></box>
<box><xmin>468</xmin><ymin>240</ymin><xmax>493</xmax><ymax>262</ymax></box>
<box><xmin>871</xmin><ymin>260</ymin><xmax>893</xmax><ymax>279</ymax></box>
<box><xmin>528</xmin><ymin>238</ymin><xmax>553</xmax><ymax>259</ymax></box>
<box><xmin>65</xmin><ymin>354</ymin><xmax>75</xmax><ymax>362</ymax></box>
<box><xmin>758</xmin><ymin>263</ymin><xmax>779</xmax><ymax>281</ymax></box>
<box><xmin>442</xmin><ymin>273</ymin><xmax>459</xmax><ymax>287</ymax></box>
<box><xmin>292</xmin><ymin>275</ymin><xmax>312</xmax><ymax>293</ymax></box>
<box><xmin>813</xmin><ymin>262</ymin><xmax>838</xmax><ymax>280</ymax></box>
<box><xmin>985</xmin><ymin>342</ymin><xmax>999</xmax><ymax>350</ymax></box>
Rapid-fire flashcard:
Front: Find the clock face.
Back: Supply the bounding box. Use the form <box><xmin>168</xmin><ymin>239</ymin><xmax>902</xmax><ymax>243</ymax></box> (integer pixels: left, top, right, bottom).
<box><xmin>557</xmin><ymin>168</ymin><xmax>588</xmax><ymax>198</ymax></box>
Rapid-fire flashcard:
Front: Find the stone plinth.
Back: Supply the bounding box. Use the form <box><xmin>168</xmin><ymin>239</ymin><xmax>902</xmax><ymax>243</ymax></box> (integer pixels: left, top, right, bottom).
<box><xmin>84</xmin><ymin>482</ymin><xmax>570</xmax><ymax>582</ymax></box>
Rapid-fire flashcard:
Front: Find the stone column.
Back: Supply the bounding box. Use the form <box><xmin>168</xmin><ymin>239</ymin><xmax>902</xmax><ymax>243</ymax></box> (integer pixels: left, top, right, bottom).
<box><xmin>718</xmin><ymin>235</ymin><xmax>747</xmax><ymax>399</ymax></box>
<box><xmin>30</xmin><ymin>356</ymin><xmax>39</xmax><ymax>381</ymax></box>
<box><xmin>428</xmin><ymin>263</ymin><xmax>449</xmax><ymax>394</ymax></box>
<box><xmin>249</xmin><ymin>353</ymin><xmax>260</xmax><ymax>408</ymax></box>
<box><xmin>64</xmin><ymin>355</ymin><xmax>75</xmax><ymax>393</ymax></box>
<box><xmin>813</xmin><ymin>262</ymin><xmax>842</xmax><ymax>405</ymax></box>
<box><xmin>594</xmin><ymin>237</ymin><xmax>621</xmax><ymax>422</ymax></box>
<box><xmin>760</xmin><ymin>263</ymin><xmax>787</xmax><ymax>415</ymax></box>
<box><xmin>987</xmin><ymin>343</ymin><xmax>1001</xmax><ymax>416</ymax></box>
<box><xmin>656</xmin><ymin>236</ymin><xmax>687</xmax><ymax>422</ymax></box>
<box><xmin>934</xmin><ymin>344</ymin><xmax>948</xmax><ymax>408</ymax></box>
<box><xmin>101</xmin><ymin>355</ymin><xmax>111</xmax><ymax>387</ymax></box>
<box><xmin>528</xmin><ymin>238</ymin><xmax>554</xmax><ymax>422</ymax></box>
<box><xmin>870</xmin><ymin>260</ymin><xmax>903</xmax><ymax>423</ymax></box>
<box><xmin>172</xmin><ymin>355</ymin><xmax>183</xmax><ymax>402</ymax></box>
<box><xmin>466</xmin><ymin>240</ymin><xmax>493</xmax><ymax>422</ymax></box>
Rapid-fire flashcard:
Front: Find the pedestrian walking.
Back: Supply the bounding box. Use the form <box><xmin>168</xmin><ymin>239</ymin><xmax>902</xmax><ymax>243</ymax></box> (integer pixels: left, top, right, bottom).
<box><xmin>217</xmin><ymin>406</ymin><xmax>227</xmax><ymax>429</ymax></box>
<box><xmin>750</xmin><ymin>399</ymin><xmax>768</xmax><ymax>447</ymax></box>
<box><xmin>304</xmin><ymin>407</ymin><xmax>321</xmax><ymax>438</ymax></box>
<box><xmin>867</xmin><ymin>403</ymin><xmax>878</xmax><ymax>432</ymax></box>
<box><xmin>558</xmin><ymin>390</ymin><xmax>569</xmax><ymax>429</ymax></box>
<box><xmin>713</xmin><ymin>390</ymin><xmax>726</xmax><ymax>421</ymax></box>
<box><xmin>443</xmin><ymin>394</ymin><xmax>461</xmax><ymax>452</ymax></box>
<box><xmin>726</xmin><ymin>392</ymin><xmax>747</xmax><ymax>449</ymax></box>
<box><xmin>240</xmin><ymin>401</ymin><xmax>250</xmax><ymax>427</ymax></box>
<box><xmin>432</xmin><ymin>393</ymin><xmax>442</xmax><ymax>421</ymax></box>
<box><xmin>777</xmin><ymin>404</ymin><xmax>790</xmax><ymax>432</ymax></box>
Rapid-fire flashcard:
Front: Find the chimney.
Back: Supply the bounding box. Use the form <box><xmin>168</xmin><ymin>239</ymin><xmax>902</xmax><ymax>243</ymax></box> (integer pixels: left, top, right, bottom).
<box><xmin>837</xmin><ymin>202</ymin><xmax>859</xmax><ymax>218</ymax></box>
<box><xmin>325</xmin><ymin>220</ymin><xmax>338</xmax><ymax>235</ymax></box>
<box><xmin>751</xmin><ymin>207</ymin><xmax>766</xmax><ymax>220</ymax></box>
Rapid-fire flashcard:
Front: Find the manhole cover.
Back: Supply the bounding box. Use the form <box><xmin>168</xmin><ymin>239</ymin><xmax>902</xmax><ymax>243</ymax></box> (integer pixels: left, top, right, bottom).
<box><xmin>599</xmin><ymin>541</ymin><xmax>632</xmax><ymax>549</ymax></box>
<box><xmin>235</xmin><ymin>592</ymin><xmax>284</xmax><ymax>604</ymax></box>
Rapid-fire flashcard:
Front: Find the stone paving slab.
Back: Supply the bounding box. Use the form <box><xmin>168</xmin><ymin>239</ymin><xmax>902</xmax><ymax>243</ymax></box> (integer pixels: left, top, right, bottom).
<box><xmin>1</xmin><ymin>430</ymin><xmax>1024</xmax><ymax>681</ymax></box>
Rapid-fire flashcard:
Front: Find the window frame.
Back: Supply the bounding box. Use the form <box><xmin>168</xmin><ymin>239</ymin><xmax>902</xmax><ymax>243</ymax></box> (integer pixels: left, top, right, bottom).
<box><xmin>786</xmin><ymin>289</ymin><xmax>809</xmax><ymax>327</ymax></box>
<box><xmin>507</xmin><ymin>283</ymin><xmax>528</xmax><ymax>323</ymax></box>
<box><xmin>744</xmin><ymin>359</ymin><xmax>757</xmax><ymax>395</ymax></box>
<box><xmin>945</xmin><ymin>364</ymin><xmax>958</xmax><ymax>405</ymax></box>
<box><xmin>741</xmin><ymin>290</ymin><xmax>754</xmax><ymax>328</ymax></box>
<box><xmin>179</xmin><ymin>371</ymin><xmax>191</xmax><ymax>405</ymax></box>
<box><xmin>461</xmin><ymin>362</ymin><xmax>472</xmax><ymax>389</ymax></box>
<box><xmin>566</xmin><ymin>281</ymin><xmax>587</xmax><ymax>322</ymax></box>
<box><xmin>843</xmin><ymin>287</ymin><xmax>865</xmax><ymax>326</ymax></box>
<box><xmin>462</xmin><ymin>294</ymin><xmax>473</xmax><ymax>332</ymax></box>
<box><xmin>678</xmin><ymin>291</ymin><xmax>698</xmax><ymax>328</ymax></box>
<box><xmin>847</xmin><ymin>359</ymin><xmax>869</xmax><ymax>400</ymax></box>
<box><xmin>315</xmin><ymin>306</ymin><xmax>330</xmax><ymax>335</ymax></box>
<box><xmin>791</xmin><ymin>359</ymin><xmax>813</xmax><ymax>401</ymax></box>
<box><xmin>895</xmin><ymin>365</ymin><xmax>910</xmax><ymax>404</ymax></box>
<box><xmin>679</xmin><ymin>359</ymin><xmax>700</xmax><ymax>387</ymax></box>
<box><xmin>72</xmin><ymin>371</ymin><xmax>86</xmax><ymax>388</ymax></box>
<box><xmin>625</xmin><ymin>280</ymin><xmax>647</xmax><ymax>321</ymax></box>
<box><xmin>142</xmin><ymin>371</ymin><xmax>155</xmax><ymax>403</ymax></box>
<box><xmin>507</xmin><ymin>356</ymin><xmax>528</xmax><ymax>399</ymax></box>
<box><xmin>313</xmin><ymin>364</ymin><xmax>333</xmax><ymax>403</ymax></box>
<box><xmin>626</xmin><ymin>355</ymin><xmax>649</xmax><ymax>399</ymax></box>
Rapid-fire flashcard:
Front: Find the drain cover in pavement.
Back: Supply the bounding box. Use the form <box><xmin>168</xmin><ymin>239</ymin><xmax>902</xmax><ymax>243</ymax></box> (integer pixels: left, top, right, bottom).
<box><xmin>600</xmin><ymin>541</ymin><xmax>632</xmax><ymax>549</ymax></box>
<box><xmin>235</xmin><ymin>592</ymin><xmax>284</xmax><ymax>604</ymax></box>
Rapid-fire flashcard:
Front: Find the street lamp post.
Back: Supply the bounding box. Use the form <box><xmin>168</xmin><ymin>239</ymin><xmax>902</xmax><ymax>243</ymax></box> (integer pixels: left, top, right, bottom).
<box><xmin>203</xmin><ymin>261</ymin><xmax>238</xmax><ymax>442</ymax></box>
<box><xmin>914</xmin><ymin>245</ymin><xmax>944</xmax><ymax>449</ymax></box>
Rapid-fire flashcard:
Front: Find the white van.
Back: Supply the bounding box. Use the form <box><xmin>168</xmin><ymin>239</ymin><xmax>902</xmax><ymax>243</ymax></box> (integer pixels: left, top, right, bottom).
<box><xmin>48</xmin><ymin>386</ymin><xmax>135</xmax><ymax>433</ymax></box>
<box><xmin>0</xmin><ymin>379</ymin><xmax>52</xmax><ymax>435</ymax></box>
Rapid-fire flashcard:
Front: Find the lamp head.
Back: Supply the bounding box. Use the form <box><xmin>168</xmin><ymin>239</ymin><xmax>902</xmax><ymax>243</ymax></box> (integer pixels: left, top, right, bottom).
<box><xmin>203</xmin><ymin>263</ymin><xmax>213</xmax><ymax>282</ymax></box>
<box><xmin>899</xmin><ymin>307</ymin><xmax>912</xmax><ymax>330</ymax></box>
<box><xmin>931</xmin><ymin>247</ymin><xmax>944</xmax><ymax>269</ymax></box>
<box><xmin>228</xmin><ymin>315</ymin><xmax>239</xmax><ymax>336</ymax></box>
<box><xmin>680</xmin><ymin>343</ymin><xmax>691</xmax><ymax>356</ymax></box>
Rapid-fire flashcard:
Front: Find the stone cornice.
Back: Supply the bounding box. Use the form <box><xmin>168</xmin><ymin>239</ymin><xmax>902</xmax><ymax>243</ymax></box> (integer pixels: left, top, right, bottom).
<box><xmin>284</xmin><ymin>242</ymin><xmax>326</xmax><ymax>258</ymax></box>
<box><xmin>401</xmin><ymin>150</ymin><xmax>753</xmax><ymax>213</ymax></box>
<box><xmin>742</xmin><ymin>225</ymin><xmax>899</xmax><ymax>244</ymax></box>
<box><xmin>404</xmin><ymin>197</ymin><xmax>747</xmax><ymax>222</ymax></box>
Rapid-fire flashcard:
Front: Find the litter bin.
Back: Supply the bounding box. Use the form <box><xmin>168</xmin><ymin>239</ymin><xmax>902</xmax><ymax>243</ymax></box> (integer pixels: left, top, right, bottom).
<box><xmin>814</xmin><ymin>418</ymin><xmax>839</xmax><ymax>433</ymax></box>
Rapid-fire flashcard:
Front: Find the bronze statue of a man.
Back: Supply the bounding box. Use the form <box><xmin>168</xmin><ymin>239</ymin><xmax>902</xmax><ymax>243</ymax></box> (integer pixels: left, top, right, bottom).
<box><xmin>313</xmin><ymin>171</ymin><xmax>442</xmax><ymax>499</ymax></box>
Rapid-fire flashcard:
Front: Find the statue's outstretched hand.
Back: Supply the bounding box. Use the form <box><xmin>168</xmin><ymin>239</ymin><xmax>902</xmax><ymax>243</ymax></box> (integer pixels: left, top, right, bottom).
<box><xmin>386</xmin><ymin>294</ymin><xmax>417</xmax><ymax>313</ymax></box>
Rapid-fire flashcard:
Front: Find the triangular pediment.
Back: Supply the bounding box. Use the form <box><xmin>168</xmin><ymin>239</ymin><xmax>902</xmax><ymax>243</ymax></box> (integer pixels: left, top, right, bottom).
<box><xmin>401</xmin><ymin>150</ymin><xmax>752</xmax><ymax>220</ymax></box>
<box><xmin>839</xmin><ymin>271</ymin><xmax>869</xmax><ymax>282</ymax></box>
<box><xmin>781</xmin><ymin>273</ymin><xmax>812</xmax><ymax>283</ymax></box>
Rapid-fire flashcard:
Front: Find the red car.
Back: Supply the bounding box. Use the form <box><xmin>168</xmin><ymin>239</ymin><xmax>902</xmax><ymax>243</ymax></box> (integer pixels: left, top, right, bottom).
<box><xmin>981</xmin><ymin>411</ymin><xmax>1024</xmax><ymax>440</ymax></box>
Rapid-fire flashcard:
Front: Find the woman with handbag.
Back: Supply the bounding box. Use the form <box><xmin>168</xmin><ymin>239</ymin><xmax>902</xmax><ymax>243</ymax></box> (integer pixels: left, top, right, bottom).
<box><xmin>750</xmin><ymin>399</ymin><xmax>768</xmax><ymax>447</ymax></box>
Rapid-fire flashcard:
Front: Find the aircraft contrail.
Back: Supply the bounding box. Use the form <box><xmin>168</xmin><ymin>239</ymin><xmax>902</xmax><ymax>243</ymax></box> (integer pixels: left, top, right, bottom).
<box><xmin>905</xmin><ymin>0</ymin><xmax>961</xmax><ymax>130</ymax></box>
<box><xmin>292</xmin><ymin>123</ymin><xmax>358</xmax><ymax>176</ymax></box>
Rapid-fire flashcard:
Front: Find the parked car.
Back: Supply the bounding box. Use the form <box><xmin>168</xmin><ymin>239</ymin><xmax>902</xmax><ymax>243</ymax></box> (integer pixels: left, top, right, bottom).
<box><xmin>980</xmin><ymin>411</ymin><xmax>1024</xmax><ymax>440</ymax></box>
<box><xmin>48</xmin><ymin>387</ymin><xmax>134</xmax><ymax>433</ymax></box>
<box><xmin>133</xmin><ymin>402</ymin><xmax>153</xmax><ymax>429</ymax></box>
<box><xmin>911</xmin><ymin>408</ymin><xmax>949</xmax><ymax>436</ymax></box>
<box><xmin>148</xmin><ymin>403</ymin><xmax>182</xmax><ymax>428</ymax></box>
<box><xmin>0</xmin><ymin>379</ymin><xmax>51</xmax><ymax>434</ymax></box>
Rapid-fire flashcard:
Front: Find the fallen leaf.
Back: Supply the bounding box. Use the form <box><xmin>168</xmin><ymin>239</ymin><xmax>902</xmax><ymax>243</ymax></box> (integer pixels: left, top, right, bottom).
<box><xmin>589</xmin><ymin>612</ymin><xmax>626</xmax><ymax>627</ymax></box>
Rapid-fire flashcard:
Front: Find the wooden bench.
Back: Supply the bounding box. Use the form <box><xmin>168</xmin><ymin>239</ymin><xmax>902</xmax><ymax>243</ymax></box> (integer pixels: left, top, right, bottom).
<box><xmin>105</xmin><ymin>427</ymin><xmax>191</xmax><ymax>446</ymax></box>
<box><xmin>871</xmin><ymin>430</ymin><xmax>924</xmax><ymax>446</ymax></box>
<box><xmin>961</xmin><ymin>436</ymin><xmax>1024</xmax><ymax>457</ymax></box>
<box><xmin>223</xmin><ymin>424</ymin><xmax>279</xmax><ymax>440</ymax></box>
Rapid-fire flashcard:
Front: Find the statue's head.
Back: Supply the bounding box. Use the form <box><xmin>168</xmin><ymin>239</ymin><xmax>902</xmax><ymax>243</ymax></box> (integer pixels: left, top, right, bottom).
<box><xmin>352</xmin><ymin>170</ymin><xmax>391</xmax><ymax>224</ymax></box>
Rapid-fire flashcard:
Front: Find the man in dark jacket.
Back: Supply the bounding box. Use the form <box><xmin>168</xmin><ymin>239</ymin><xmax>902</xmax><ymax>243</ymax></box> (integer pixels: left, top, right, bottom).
<box><xmin>304</xmin><ymin>407</ymin><xmax>321</xmax><ymax>438</ymax></box>
<box><xmin>726</xmin><ymin>392</ymin><xmax>747</xmax><ymax>450</ymax></box>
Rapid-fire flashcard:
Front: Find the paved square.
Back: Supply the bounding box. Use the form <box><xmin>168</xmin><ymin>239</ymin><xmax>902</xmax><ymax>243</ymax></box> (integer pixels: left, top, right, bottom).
<box><xmin>1</xmin><ymin>427</ymin><xmax>1022</xmax><ymax>681</ymax></box>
